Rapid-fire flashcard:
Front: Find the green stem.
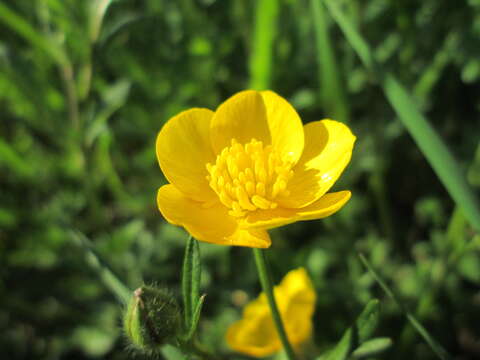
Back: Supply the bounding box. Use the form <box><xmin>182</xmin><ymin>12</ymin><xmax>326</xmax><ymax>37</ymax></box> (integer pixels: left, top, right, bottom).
<box><xmin>70</xmin><ymin>230</ymin><xmax>131</xmax><ymax>304</ymax></box>
<box><xmin>252</xmin><ymin>249</ymin><xmax>297</xmax><ymax>360</ymax></box>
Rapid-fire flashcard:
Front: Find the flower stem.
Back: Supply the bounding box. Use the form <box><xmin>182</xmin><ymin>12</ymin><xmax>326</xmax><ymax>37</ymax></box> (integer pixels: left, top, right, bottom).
<box><xmin>252</xmin><ymin>248</ymin><xmax>297</xmax><ymax>360</ymax></box>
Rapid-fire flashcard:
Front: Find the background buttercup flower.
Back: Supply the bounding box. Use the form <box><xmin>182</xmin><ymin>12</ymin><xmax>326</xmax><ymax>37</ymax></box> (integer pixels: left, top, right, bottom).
<box><xmin>156</xmin><ymin>90</ymin><xmax>356</xmax><ymax>248</ymax></box>
<box><xmin>226</xmin><ymin>268</ymin><xmax>316</xmax><ymax>357</ymax></box>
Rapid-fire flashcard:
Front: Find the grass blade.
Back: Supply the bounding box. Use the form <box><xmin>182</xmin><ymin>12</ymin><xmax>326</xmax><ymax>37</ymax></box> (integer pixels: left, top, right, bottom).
<box><xmin>310</xmin><ymin>0</ymin><xmax>350</xmax><ymax>123</ymax></box>
<box><xmin>324</xmin><ymin>0</ymin><xmax>480</xmax><ymax>233</ymax></box>
<box><xmin>358</xmin><ymin>253</ymin><xmax>452</xmax><ymax>360</ymax></box>
<box><xmin>323</xmin><ymin>1</ymin><xmax>374</xmax><ymax>70</ymax></box>
<box><xmin>249</xmin><ymin>0</ymin><xmax>279</xmax><ymax>90</ymax></box>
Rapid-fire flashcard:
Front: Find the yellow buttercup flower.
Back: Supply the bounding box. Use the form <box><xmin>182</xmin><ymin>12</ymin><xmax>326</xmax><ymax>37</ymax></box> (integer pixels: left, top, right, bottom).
<box><xmin>226</xmin><ymin>268</ymin><xmax>316</xmax><ymax>357</ymax></box>
<box><xmin>156</xmin><ymin>90</ymin><xmax>355</xmax><ymax>248</ymax></box>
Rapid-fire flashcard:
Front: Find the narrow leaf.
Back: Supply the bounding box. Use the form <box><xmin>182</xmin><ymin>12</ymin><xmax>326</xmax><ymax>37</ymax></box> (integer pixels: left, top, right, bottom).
<box><xmin>181</xmin><ymin>236</ymin><xmax>201</xmax><ymax>330</ymax></box>
<box><xmin>352</xmin><ymin>337</ymin><xmax>393</xmax><ymax>359</ymax></box>
<box><xmin>324</xmin><ymin>0</ymin><xmax>480</xmax><ymax>233</ymax></box>
<box><xmin>323</xmin><ymin>299</ymin><xmax>380</xmax><ymax>360</ymax></box>
<box><xmin>185</xmin><ymin>294</ymin><xmax>206</xmax><ymax>341</ymax></box>
<box><xmin>249</xmin><ymin>0</ymin><xmax>279</xmax><ymax>90</ymax></box>
<box><xmin>90</xmin><ymin>0</ymin><xmax>115</xmax><ymax>43</ymax></box>
<box><xmin>359</xmin><ymin>253</ymin><xmax>452</xmax><ymax>360</ymax></box>
<box><xmin>325</xmin><ymin>328</ymin><xmax>353</xmax><ymax>360</ymax></box>
<box><xmin>191</xmin><ymin>237</ymin><xmax>201</xmax><ymax>312</ymax></box>
<box><xmin>98</xmin><ymin>13</ymin><xmax>145</xmax><ymax>48</ymax></box>
<box><xmin>356</xmin><ymin>299</ymin><xmax>381</xmax><ymax>343</ymax></box>
<box><xmin>311</xmin><ymin>0</ymin><xmax>350</xmax><ymax>123</ymax></box>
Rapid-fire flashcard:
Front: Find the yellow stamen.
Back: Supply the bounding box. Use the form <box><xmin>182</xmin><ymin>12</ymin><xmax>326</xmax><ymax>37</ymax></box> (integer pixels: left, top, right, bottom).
<box><xmin>206</xmin><ymin>138</ymin><xmax>294</xmax><ymax>218</ymax></box>
<box><xmin>251</xmin><ymin>195</ymin><xmax>271</xmax><ymax>209</ymax></box>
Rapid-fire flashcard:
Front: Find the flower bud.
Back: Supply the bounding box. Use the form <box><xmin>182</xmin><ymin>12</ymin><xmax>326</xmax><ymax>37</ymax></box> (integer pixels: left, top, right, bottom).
<box><xmin>123</xmin><ymin>286</ymin><xmax>181</xmax><ymax>352</ymax></box>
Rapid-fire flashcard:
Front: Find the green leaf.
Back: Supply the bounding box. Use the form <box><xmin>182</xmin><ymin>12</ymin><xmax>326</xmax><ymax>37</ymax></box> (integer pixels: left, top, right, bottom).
<box><xmin>358</xmin><ymin>253</ymin><xmax>452</xmax><ymax>360</ymax></box>
<box><xmin>310</xmin><ymin>0</ymin><xmax>350</xmax><ymax>123</ymax></box>
<box><xmin>185</xmin><ymin>294</ymin><xmax>206</xmax><ymax>341</ymax></box>
<box><xmin>249</xmin><ymin>0</ymin><xmax>279</xmax><ymax>90</ymax></box>
<box><xmin>467</xmin><ymin>142</ymin><xmax>480</xmax><ymax>187</ymax></box>
<box><xmin>352</xmin><ymin>337</ymin><xmax>393</xmax><ymax>358</ymax></box>
<box><xmin>324</xmin><ymin>328</ymin><xmax>353</xmax><ymax>360</ymax></box>
<box><xmin>97</xmin><ymin>12</ymin><xmax>145</xmax><ymax>48</ymax></box>
<box><xmin>89</xmin><ymin>0</ymin><xmax>116</xmax><ymax>43</ymax></box>
<box><xmin>323</xmin><ymin>0</ymin><xmax>480</xmax><ymax>234</ymax></box>
<box><xmin>181</xmin><ymin>236</ymin><xmax>201</xmax><ymax>330</ymax></box>
<box><xmin>322</xmin><ymin>299</ymin><xmax>381</xmax><ymax>360</ymax></box>
<box><xmin>355</xmin><ymin>299</ymin><xmax>381</xmax><ymax>343</ymax></box>
<box><xmin>458</xmin><ymin>253</ymin><xmax>480</xmax><ymax>284</ymax></box>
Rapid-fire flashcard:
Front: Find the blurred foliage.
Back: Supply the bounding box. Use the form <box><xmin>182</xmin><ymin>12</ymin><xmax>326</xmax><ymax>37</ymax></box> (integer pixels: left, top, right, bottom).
<box><xmin>1</xmin><ymin>0</ymin><xmax>480</xmax><ymax>359</ymax></box>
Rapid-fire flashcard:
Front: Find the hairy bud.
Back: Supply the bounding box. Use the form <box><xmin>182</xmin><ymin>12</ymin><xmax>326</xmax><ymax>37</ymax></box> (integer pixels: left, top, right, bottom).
<box><xmin>123</xmin><ymin>286</ymin><xmax>181</xmax><ymax>352</ymax></box>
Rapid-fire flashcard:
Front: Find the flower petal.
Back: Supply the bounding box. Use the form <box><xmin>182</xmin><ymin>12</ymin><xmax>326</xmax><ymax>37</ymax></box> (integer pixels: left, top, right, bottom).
<box><xmin>279</xmin><ymin>120</ymin><xmax>355</xmax><ymax>208</ymax></box>
<box><xmin>210</xmin><ymin>90</ymin><xmax>271</xmax><ymax>154</ymax></box>
<box><xmin>157</xmin><ymin>184</ymin><xmax>235</xmax><ymax>243</ymax></box>
<box><xmin>156</xmin><ymin>108</ymin><xmax>217</xmax><ymax>202</ymax></box>
<box><xmin>279</xmin><ymin>268</ymin><xmax>316</xmax><ymax>305</ymax></box>
<box><xmin>280</xmin><ymin>269</ymin><xmax>316</xmax><ymax>345</ymax></box>
<box><xmin>226</xmin><ymin>313</ymin><xmax>280</xmax><ymax>358</ymax></box>
<box><xmin>225</xmin><ymin>228</ymin><xmax>271</xmax><ymax>248</ymax></box>
<box><xmin>260</xmin><ymin>91</ymin><xmax>304</xmax><ymax>164</ymax></box>
<box><xmin>243</xmin><ymin>191</ymin><xmax>351</xmax><ymax>230</ymax></box>
<box><xmin>226</xmin><ymin>268</ymin><xmax>316</xmax><ymax>357</ymax></box>
<box><xmin>157</xmin><ymin>185</ymin><xmax>270</xmax><ymax>248</ymax></box>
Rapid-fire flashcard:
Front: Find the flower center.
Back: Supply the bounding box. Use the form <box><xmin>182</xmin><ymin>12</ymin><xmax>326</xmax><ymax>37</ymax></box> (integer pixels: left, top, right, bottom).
<box><xmin>206</xmin><ymin>138</ymin><xmax>294</xmax><ymax>218</ymax></box>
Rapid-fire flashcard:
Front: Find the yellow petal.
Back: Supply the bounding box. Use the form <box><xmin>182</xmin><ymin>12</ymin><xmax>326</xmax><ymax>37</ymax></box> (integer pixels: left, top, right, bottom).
<box><xmin>157</xmin><ymin>185</ymin><xmax>270</xmax><ymax>248</ymax></box>
<box><xmin>157</xmin><ymin>184</ymin><xmax>236</xmax><ymax>244</ymax></box>
<box><xmin>226</xmin><ymin>268</ymin><xmax>317</xmax><ymax>357</ymax></box>
<box><xmin>225</xmin><ymin>228</ymin><xmax>271</xmax><ymax>248</ymax></box>
<box><xmin>260</xmin><ymin>91</ymin><xmax>304</xmax><ymax>164</ymax></box>
<box><xmin>156</xmin><ymin>108</ymin><xmax>217</xmax><ymax>202</ymax></box>
<box><xmin>227</xmin><ymin>294</ymin><xmax>280</xmax><ymax>357</ymax></box>
<box><xmin>279</xmin><ymin>119</ymin><xmax>355</xmax><ymax>208</ymax></box>
<box><xmin>243</xmin><ymin>294</ymin><xmax>268</xmax><ymax>317</ymax></box>
<box><xmin>210</xmin><ymin>90</ymin><xmax>271</xmax><ymax>154</ymax></box>
<box><xmin>286</xmin><ymin>318</ymin><xmax>313</xmax><ymax>349</ymax></box>
<box><xmin>243</xmin><ymin>191</ymin><xmax>351</xmax><ymax>230</ymax></box>
<box><xmin>279</xmin><ymin>268</ymin><xmax>316</xmax><ymax>305</ymax></box>
<box><xmin>226</xmin><ymin>314</ymin><xmax>280</xmax><ymax>357</ymax></box>
<box><xmin>280</xmin><ymin>268</ymin><xmax>316</xmax><ymax>345</ymax></box>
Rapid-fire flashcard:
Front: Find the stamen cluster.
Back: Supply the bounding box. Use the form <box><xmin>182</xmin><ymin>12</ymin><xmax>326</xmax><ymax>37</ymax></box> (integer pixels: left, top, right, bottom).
<box><xmin>206</xmin><ymin>139</ymin><xmax>294</xmax><ymax>217</ymax></box>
